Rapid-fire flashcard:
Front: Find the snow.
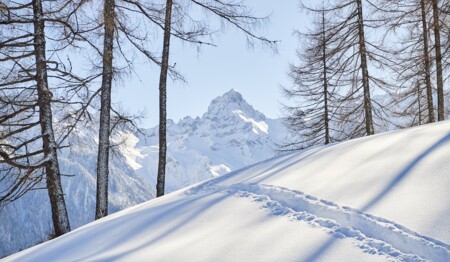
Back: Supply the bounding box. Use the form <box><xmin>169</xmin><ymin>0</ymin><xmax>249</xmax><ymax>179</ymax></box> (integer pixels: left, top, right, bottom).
<box><xmin>208</xmin><ymin>164</ymin><xmax>232</xmax><ymax>177</ymax></box>
<box><xmin>132</xmin><ymin>89</ymin><xmax>287</xmax><ymax>192</ymax></box>
<box><xmin>0</xmin><ymin>125</ymin><xmax>153</xmax><ymax>257</ymax></box>
<box><xmin>114</xmin><ymin>131</ymin><xmax>144</xmax><ymax>170</ymax></box>
<box><xmin>234</xmin><ymin>109</ymin><xmax>269</xmax><ymax>134</ymax></box>
<box><xmin>4</xmin><ymin>120</ymin><xmax>450</xmax><ymax>261</ymax></box>
<box><xmin>0</xmin><ymin>89</ymin><xmax>286</xmax><ymax>257</ymax></box>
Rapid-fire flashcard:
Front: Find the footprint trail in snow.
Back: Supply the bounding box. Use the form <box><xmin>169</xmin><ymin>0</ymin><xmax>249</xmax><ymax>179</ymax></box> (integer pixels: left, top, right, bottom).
<box><xmin>186</xmin><ymin>182</ymin><xmax>450</xmax><ymax>262</ymax></box>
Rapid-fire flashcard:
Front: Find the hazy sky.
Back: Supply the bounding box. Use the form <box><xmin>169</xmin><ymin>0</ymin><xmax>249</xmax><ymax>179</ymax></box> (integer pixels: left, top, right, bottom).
<box><xmin>113</xmin><ymin>1</ymin><xmax>311</xmax><ymax>128</ymax></box>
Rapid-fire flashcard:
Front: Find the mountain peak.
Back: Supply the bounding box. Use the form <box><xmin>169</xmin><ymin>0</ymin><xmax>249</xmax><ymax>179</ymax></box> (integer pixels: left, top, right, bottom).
<box><xmin>221</xmin><ymin>89</ymin><xmax>244</xmax><ymax>103</ymax></box>
<box><xmin>205</xmin><ymin>89</ymin><xmax>265</xmax><ymax>121</ymax></box>
<box><xmin>208</xmin><ymin>89</ymin><xmax>244</xmax><ymax>107</ymax></box>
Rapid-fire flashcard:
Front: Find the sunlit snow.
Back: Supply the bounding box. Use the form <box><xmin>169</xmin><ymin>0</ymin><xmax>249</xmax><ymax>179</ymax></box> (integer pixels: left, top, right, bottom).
<box><xmin>5</xmin><ymin>120</ymin><xmax>450</xmax><ymax>262</ymax></box>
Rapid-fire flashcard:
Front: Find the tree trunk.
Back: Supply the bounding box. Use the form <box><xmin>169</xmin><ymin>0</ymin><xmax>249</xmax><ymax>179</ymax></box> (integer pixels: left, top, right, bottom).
<box><xmin>431</xmin><ymin>0</ymin><xmax>445</xmax><ymax>121</ymax></box>
<box><xmin>156</xmin><ymin>0</ymin><xmax>173</xmax><ymax>197</ymax></box>
<box><xmin>322</xmin><ymin>11</ymin><xmax>330</xmax><ymax>144</ymax></box>
<box><xmin>421</xmin><ymin>0</ymin><xmax>436</xmax><ymax>123</ymax></box>
<box><xmin>356</xmin><ymin>0</ymin><xmax>374</xmax><ymax>135</ymax></box>
<box><xmin>96</xmin><ymin>0</ymin><xmax>115</xmax><ymax>219</ymax></box>
<box><xmin>32</xmin><ymin>0</ymin><xmax>71</xmax><ymax>236</ymax></box>
<box><xmin>417</xmin><ymin>81</ymin><xmax>423</xmax><ymax>125</ymax></box>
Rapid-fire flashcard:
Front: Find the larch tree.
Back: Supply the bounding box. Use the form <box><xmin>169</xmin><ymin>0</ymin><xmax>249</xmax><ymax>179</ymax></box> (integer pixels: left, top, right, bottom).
<box><xmin>3</xmin><ymin>1</ymin><xmax>95</xmax><ymax>225</ymax></box>
<box><xmin>281</xmin><ymin>7</ymin><xmax>340</xmax><ymax>150</ymax></box>
<box><xmin>0</xmin><ymin>0</ymin><xmax>98</xmax><ymax>236</ymax></box>
<box><xmin>375</xmin><ymin>0</ymin><xmax>436</xmax><ymax>126</ymax></box>
<box><xmin>437</xmin><ymin>1</ymin><xmax>450</xmax><ymax>117</ymax></box>
<box><xmin>431</xmin><ymin>0</ymin><xmax>445</xmax><ymax>121</ymax></box>
<box><xmin>32</xmin><ymin>0</ymin><xmax>71</xmax><ymax>235</ymax></box>
<box><xmin>96</xmin><ymin>0</ymin><xmax>116</xmax><ymax>220</ymax></box>
<box><xmin>355</xmin><ymin>0</ymin><xmax>375</xmax><ymax>136</ymax></box>
<box><xmin>421</xmin><ymin>0</ymin><xmax>436</xmax><ymax>122</ymax></box>
<box><xmin>156</xmin><ymin>0</ymin><xmax>173</xmax><ymax>197</ymax></box>
<box><xmin>303</xmin><ymin>0</ymin><xmax>392</xmax><ymax>139</ymax></box>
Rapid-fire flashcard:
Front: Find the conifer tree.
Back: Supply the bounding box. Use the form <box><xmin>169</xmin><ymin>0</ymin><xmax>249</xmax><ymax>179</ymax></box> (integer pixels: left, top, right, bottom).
<box><xmin>281</xmin><ymin>7</ymin><xmax>339</xmax><ymax>149</ymax></box>
<box><xmin>1</xmin><ymin>0</ymin><xmax>98</xmax><ymax>235</ymax></box>
<box><xmin>300</xmin><ymin>0</ymin><xmax>392</xmax><ymax>139</ymax></box>
<box><xmin>382</xmin><ymin>0</ymin><xmax>435</xmax><ymax>126</ymax></box>
<box><xmin>95</xmin><ymin>0</ymin><xmax>116</xmax><ymax>220</ymax></box>
<box><xmin>431</xmin><ymin>0</ymin><xmax>445</xmax><ymax>120</ymax></box>
<box><xmin>156</xmin><ymin>0</ymin><xmax>173</xmax><ymax>197</ymax></box>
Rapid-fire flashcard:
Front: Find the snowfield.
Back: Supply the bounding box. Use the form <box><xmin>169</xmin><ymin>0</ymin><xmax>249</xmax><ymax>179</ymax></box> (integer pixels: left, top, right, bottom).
<box><xmin>4</xmin><ymin>121</ymin><xmax>450</xmax><ymax>261</ymax></box>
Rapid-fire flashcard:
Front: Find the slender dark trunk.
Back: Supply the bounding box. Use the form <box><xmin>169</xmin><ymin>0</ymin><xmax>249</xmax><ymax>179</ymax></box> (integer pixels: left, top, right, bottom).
<box><xmin>156</xmin><ymin>0</ymin><xmax>173</xmax><ymax>197</ymax></box>
<box><xmin>32</xmin><ymin>0</ymin><xmax>71</xmax><ymax>236</ymax></box>
<box><xmin>356</xmin><ymin>0</ymin><xmax>374</xmax><ymax>135</ymax></box>
<box><xmin>96</xmin><ymin>0</ymin><xmax>115</xmax><ymax>219</ymax></box>
<box><xmin>417</xmin><ymin>81</ymin><xmax>423</xmax><ymax>125</ymax></box>
<box><xmin>420</xmin><ymin>0</ymin><xmax>436</xmax><ymax>123</ymax></box>
<box><xmin>431</xmin><ymin>0</ymin><xmax>445</xmax><ymax>121</ymax></box>
<box><xmin>322</xmin><ymin>11</ymin><xmax>330</xmax><ymax>144</ymax></box>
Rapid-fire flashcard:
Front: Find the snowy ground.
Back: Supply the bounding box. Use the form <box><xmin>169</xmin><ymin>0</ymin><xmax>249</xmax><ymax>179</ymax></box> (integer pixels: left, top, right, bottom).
<box><xmin>3</xmin><ymin>121</ymin><xmax>450</xmax><ymax>261</ymax></box>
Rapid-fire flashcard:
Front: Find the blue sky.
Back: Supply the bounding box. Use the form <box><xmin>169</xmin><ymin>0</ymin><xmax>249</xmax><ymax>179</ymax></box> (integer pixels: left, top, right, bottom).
<box><xmin>113</xmin><ymin>1</ymin><xmax>311</xmax><ymax>128</ymax></box>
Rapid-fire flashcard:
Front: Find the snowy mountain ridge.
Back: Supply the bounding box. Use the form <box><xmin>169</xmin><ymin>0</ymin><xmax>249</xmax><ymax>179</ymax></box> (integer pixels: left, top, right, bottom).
<box><xmin>0</xmin><ymin>89</ymin><xmax>288</xmax><ymax>257</ymax></box>
<box><xmin>130</xmin><ymin>89</ymin><xmax>287</xmax><ymax>192</ymax></box>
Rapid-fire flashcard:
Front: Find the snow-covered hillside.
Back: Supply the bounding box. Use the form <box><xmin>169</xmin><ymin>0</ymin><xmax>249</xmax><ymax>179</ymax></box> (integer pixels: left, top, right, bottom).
<box><xmin>5</xmin><ymin>121</ymin><xmax>450</xmax><ymax>261</ymax></box>
<box><xmin>0</xmin><ymin>126</ymin><xmax>153</xmax><ymax>257</ymax></box>
<box><xmin>0</xmin><ymin>89</ymin><xmax>286</xmax><ymax>257</ymax></box>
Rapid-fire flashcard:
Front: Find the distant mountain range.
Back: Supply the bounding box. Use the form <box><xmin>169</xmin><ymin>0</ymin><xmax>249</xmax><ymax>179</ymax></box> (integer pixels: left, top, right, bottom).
<box><xmin>0</xmin><ymin>89</ymin><xmax>288</xmax><ymax>257</ymax></box>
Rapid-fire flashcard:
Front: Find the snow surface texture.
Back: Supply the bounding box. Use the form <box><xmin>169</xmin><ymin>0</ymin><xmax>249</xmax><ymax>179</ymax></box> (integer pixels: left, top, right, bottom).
<box><xmin>0</xmin><ymin>89</ymin><xmax>286</xmax><ymax>257</ymax></box>
<box><xmin>4</xmin><ymin>120</ymin><xmax>450</xmax><ymax>261</ymax></box>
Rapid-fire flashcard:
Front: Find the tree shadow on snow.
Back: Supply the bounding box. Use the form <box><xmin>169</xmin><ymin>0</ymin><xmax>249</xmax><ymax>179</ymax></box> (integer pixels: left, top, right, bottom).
<box><xmin>301</xmin><ymin>131</ymin><xmax>450</xmax><ymax>261</ymax></box>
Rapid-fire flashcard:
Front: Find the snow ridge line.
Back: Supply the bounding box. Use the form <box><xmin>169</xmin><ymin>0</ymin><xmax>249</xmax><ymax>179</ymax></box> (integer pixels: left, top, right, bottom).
<box><xmin>186</xmin><ymin>183</ymin><xmax>449</xmax><ymax>262</ymax></box>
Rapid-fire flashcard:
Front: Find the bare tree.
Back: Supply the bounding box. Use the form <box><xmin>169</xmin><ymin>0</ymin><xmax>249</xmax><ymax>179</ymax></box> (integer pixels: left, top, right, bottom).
<box><xmin>375</xmin><ymin>0</ymin><xmax>436</xmax><ymax>126</ymax></box>
<box><xmin>301</xmin><ymin>0</ymin><xmax>393</xmax><ymax>139</ymax></box>
<box><xmin>422</xmin><ymin>0</ymin><xmax>437</xmax><ymax>122</ymax></box>
<box><xmin>95</xmin><ymin>0</ymin><xmax>116</xmax><ymax>220</ymax></box>
<box><xmin>356</xmin><ymin>0</ymin><xmax>375</xmax><ymax>135</ymax></box>
<box><xmin>156</xmin><ymin>0</ymin><xmax>173</xmax><ymax>198</ymax></box>
<box><xmin>281</xmin><ymin>7</ymin><xmax>342</xmax><ymax>150</ymax></box>
<box><xmin>431</xmin><ymin>0</ymin><xmax>445</xmax><ymax>120</ymax></box>
<box><xmin>1</xmin><ymin>0</ymin><xmax>100</xmax><ymax>235</ymax></box>
<box><xmin>0</xmin><ymin>0</ymin><xmax>72</xmax><ymax>236</ymax></box>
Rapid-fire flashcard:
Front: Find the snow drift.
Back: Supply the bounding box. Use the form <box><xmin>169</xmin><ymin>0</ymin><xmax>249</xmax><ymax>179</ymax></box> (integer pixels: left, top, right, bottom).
<box><xmin>4</xmin><ymin>120</ymin><xmax>450</xmax><ymax>261</ymax></box>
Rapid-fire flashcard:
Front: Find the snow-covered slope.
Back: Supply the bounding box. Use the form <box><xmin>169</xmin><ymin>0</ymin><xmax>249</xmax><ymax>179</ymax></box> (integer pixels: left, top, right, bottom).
<box><xmin>0</xmin><ymin>89</ymin><xmax>286</xmax><ymax>257</ymax></box>
<box><xmin>0</xmin><ymin>127</ymin><xmax>153</xmax><ymax>257</ymax></box>
<box><xmin>129</xmin><ymin>89</ymin><xmax>286</xmax><ymax>192</ymax></box>
<box><xmin>5</xmin><ymin>121</ymin><xmax>450</xmax><ymax>261</ymax></box>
